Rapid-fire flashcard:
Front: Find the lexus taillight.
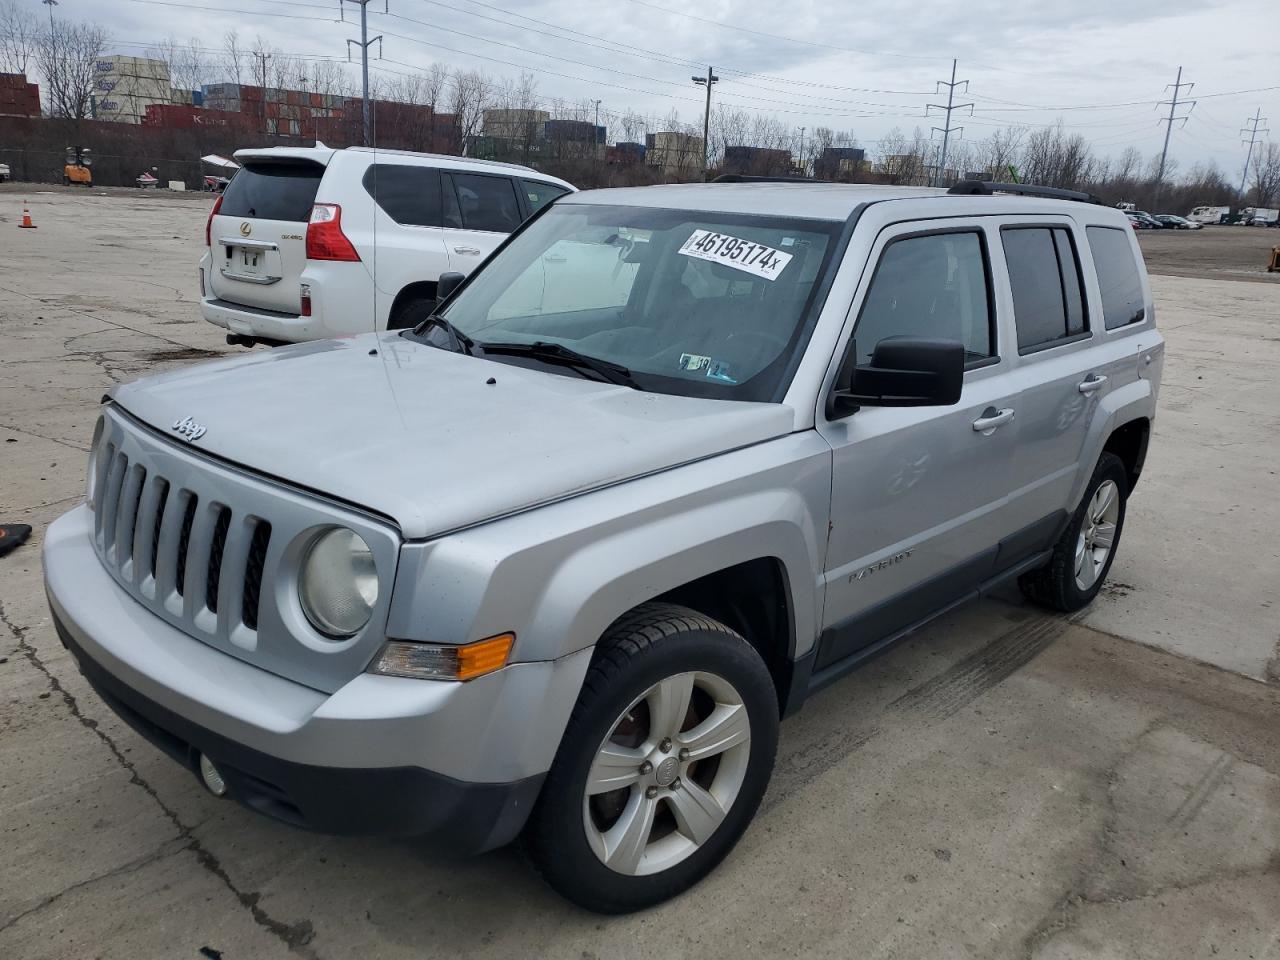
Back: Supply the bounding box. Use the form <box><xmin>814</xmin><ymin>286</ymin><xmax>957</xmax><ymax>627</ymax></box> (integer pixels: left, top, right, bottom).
<box><xmin>306</xmin><ymin>203</ymin><xmax>360</xmax><ymax>262</ymax></box>
<box><xmin>205</xmin><ymin>193</ymin><xmax>223</xmax><ymax>247</ymax></box>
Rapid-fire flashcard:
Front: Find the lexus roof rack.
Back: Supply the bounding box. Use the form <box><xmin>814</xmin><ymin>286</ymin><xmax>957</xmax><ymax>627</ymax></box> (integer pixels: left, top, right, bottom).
<box><xmin>948</xmin><ymin>180</ymin><xmax>1103</xmax><ymax>205</ymax></box>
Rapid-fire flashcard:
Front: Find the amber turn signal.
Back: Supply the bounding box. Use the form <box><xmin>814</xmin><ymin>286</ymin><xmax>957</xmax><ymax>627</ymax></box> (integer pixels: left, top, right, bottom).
<box><xmin>369</xmin><ymin>633</ymin><xmax>515</xmax><ymax>681</ymax></box>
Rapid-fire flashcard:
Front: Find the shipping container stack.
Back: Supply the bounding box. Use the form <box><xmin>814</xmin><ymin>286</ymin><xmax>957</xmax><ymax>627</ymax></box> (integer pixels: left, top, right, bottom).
<box><xmin>0</xmin><ymin>73</ymin><xmax>41</xmax><ymax>119</ymax></box>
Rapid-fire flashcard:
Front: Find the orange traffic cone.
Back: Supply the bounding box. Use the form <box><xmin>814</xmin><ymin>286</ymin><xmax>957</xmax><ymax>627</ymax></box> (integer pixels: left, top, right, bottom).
<box><xmin>18</xmin><ymin>202</ymin><xmax>36</xmax><ymax>229</ymax></box>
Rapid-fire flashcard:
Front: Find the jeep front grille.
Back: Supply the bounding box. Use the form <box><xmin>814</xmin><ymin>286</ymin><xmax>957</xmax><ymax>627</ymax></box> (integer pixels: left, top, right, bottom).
<box><xmin>87</xmin><ymin>408</ymin><xmax>401</xmax><ymax>695</ymax></box>
<box><xmin>92</xmin><ymin>445</ymin><xmax>273</xmax><ymax>639</ymax></box>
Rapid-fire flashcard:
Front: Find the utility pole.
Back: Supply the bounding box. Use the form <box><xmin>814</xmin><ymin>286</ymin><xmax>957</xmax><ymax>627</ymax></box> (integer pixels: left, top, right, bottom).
<box><xmin>1156</xmin><ymin>66</ymin><xmax>1196</xmax><ymax>191</ymax></box>
<box><xmin>692</xmin><ymin>66</ymin><xmax>718</xmax><ymax>178</ymax></box>
<box><xmin>342</xmin><ymin>0</ymin><xmax>385</xmax><ymax>147</ymax></box>
<box><xmin>1239</xmin><ymin>108</ymin><xmax>1269</xmax><ymax>199</ymax></box>
<box><xmin>41</xmin><ymin>0</ymin><xmax>57</xmax><ymax>37</ymax></box>
<box><xmin>927</xmin><ymin>60</ymin><xmax>971</xmax><ymax>187</ymax></box>
<box><xmin>593</xmin><ymin>99</ymin><xmax>602</xmax><ymax>159</ymax></box>
<box><xmin>797</xmin><ymin>126</ymin><xmax>805</xmax><ymax>177</ymax></box>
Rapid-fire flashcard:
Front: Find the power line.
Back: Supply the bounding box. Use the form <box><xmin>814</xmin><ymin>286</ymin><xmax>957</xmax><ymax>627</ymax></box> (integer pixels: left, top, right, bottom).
<box><xmin>1239</xmin><ymin>108</ymin><xmax>1269</xmax><ymax>196</ymax></box>
<box><xmin>413</xmin><ymin>0</ymin><xmax>933</xmax><ymax>96</ymax></box>
<box><xmin>619</xmin><ymin>0</ymin><xmax>953</xmax><ymax>62</ymax></box>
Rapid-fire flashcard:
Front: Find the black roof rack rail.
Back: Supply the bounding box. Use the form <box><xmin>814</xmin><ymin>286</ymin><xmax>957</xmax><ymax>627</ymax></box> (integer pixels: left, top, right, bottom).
<box><xmin>948</xmin><ymin>180</ymin><xmax>1103</xmax><ymax>205</ymax></box>
<box><xmin>711</xmin><ymin>174</ymin><xmax>831</xmax><ymax>184</ymax></box>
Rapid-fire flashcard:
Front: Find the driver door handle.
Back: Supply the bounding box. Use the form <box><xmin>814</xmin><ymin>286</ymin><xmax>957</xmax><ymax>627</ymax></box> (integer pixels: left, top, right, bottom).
<box><xmin>1078</xmin><ymin>374</ymin><xmax>1108</xmax><ymax>394</ymax></box>
<box><xmin>453</xmin><ymin>245</ymin><xmax>481</xmax><ymax>255</ymax></box>
<box><xmin>972</xmin><ymin>407</ymin><xmax>1015</xmax><ymax>433</ymax></box>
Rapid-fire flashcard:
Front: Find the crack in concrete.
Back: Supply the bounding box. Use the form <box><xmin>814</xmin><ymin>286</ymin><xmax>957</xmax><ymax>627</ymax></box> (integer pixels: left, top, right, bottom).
<box><xmin>1021</xmin><ymin>719</ymin><xmax>1280</xmax><ymax>958</ymax></box>
<box><xmin>0</xmin><ymin>283</ymin><xmax>205</xmax><ymax>352</ymax></box>
<box><xmin>0</xmin><ymin>838</ymin><xmax>189</xmax><ymax>933</ymax></box>
<box><xmin>0</xmin><ymin>601</ymin><xmax>321</xmax><ymax>958</ymax></box>
<box><xmin>0</xmin><ymin>422</ymin><xmax>91</xmax><ymax>453</ymax></box>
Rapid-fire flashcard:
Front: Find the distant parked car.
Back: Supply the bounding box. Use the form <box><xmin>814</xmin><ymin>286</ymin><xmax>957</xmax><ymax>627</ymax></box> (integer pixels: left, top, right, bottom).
<box><xmin>1126</xmin><ymin>213</ymin><xmax>1153</xmax><ymax>230</ymax></box>
<box><xmin>1153</xmin><ymin>214</ymin><xmax>1200</xmax><ymax>230</ymax></box>
<box><xmin>0</xmin><ymin>160</ymin><xmax>9</xmax><ymax>183</ymax></box>
<box><xmin>198</xmin><ymin>145</ymin><xmax>575</xmax><ymax>346</ymax></box>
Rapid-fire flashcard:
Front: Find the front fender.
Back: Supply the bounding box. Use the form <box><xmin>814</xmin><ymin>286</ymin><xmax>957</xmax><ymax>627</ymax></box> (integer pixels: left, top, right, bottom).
<box><xmin>386</xmin><ymin>432</ymin><xmax>833</xmax><ymax>664</ymax></box>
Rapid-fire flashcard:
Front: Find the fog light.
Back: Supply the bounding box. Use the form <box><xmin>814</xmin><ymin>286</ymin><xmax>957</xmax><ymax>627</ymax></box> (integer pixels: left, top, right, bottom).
<box><xmin>369</xmin><ymin>633</ymin><xmax>514</xmax><ymax>681</ymax></box>
<box><xmin>199</xmin><ymin>754</ymin><xmax>228</xmax><ymax>797</ymax></box>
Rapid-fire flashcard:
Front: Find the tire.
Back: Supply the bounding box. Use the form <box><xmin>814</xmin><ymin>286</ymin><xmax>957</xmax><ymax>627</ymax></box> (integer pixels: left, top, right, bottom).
<box><xmin>63</xmin><ymin>176</ymin><xmax>70</xmax><ymax>186</ymax></box>
<box><xmin>386</xmin><ymin>294</ymin><xmax>436</xmax><ymax>330</ymax></box>
<box><xmin>1019</xmin><ymin>452</ymin><xmax>1128</xmax><ymax>612</ymax></box>
<box><xmin>524</xmin><ymin>602</ymin><xmax>779</xmax><ymax>914</ymax></box>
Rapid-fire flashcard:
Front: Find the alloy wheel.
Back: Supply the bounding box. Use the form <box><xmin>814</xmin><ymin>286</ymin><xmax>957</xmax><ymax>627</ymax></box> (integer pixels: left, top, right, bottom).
<box><xmin>582</xmin><ymin>671</ymin><xmax>752</xmax><ymax>876</ymax></box>
<box><xmin>1075</xmin><ymin>479</ymin><xmax>1120</xmax><ymax>591</ymax></box>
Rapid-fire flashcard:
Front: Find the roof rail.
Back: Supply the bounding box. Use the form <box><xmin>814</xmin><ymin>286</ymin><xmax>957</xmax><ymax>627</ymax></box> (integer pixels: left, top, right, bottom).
<box><xmin>948</xmin><ymin>180</ymin><xmax>1103</xmax><ymax>205</ymax></box>
<box><xmin>712</xmin><ymin>174</ymin><xmax>831</xmax><ymax>184</ymax></box>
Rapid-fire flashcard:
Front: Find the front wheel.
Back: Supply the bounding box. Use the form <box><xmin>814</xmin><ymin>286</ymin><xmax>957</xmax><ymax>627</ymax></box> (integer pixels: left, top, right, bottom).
<box><xmin>524</xmin><ymin>603</ymin><xmax>779</xmax><ymax>913</ymax></box>
<box><xmin>1019</xmin><ymin>452</ymin><xmax>1128</xmax><ymax>612</ymax></box>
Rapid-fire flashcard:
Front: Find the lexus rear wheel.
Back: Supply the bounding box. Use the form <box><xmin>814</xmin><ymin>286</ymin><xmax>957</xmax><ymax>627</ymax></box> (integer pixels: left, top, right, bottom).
<box><xmin>525</xmin><ymin>603</ymin><xmax>778</xmax><ymax>913</ymax></box>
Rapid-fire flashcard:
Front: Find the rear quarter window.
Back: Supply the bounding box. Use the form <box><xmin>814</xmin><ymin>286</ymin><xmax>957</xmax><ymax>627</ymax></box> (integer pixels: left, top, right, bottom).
<box><xmin>1086</xmin><ymin>226</ymin><xmax>1146</xmax><ymax>329</ymax></box>
<box><xmin>362</xmin><ymin>164</ymin><xmax>442</xmax><ymax>227</ymax></box>
<box><xmin>219</xmin><ymin>161</ymin><xmax>323</xmax><ymax>222</ymax></box>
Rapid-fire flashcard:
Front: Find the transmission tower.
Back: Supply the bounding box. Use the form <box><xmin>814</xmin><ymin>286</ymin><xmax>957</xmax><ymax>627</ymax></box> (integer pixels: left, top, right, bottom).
<box><xmin>341</xmin><ymin>0</ymin><xmax>385</xmax><ymax>146</ymax></box>
<box><xmin>1155</xmin><ymin>67</ymin><xmax>1196</xmax><ymax>191</ymax></box>
<box><xmin>1239</xmin><ymin>109</ymin><xmax>1270</xmax><ymax>198</ymax></box>
<box><xmin>926</xmin><ymin>60</ymin><xmax>972</xmax><ymax>187</ymax></box>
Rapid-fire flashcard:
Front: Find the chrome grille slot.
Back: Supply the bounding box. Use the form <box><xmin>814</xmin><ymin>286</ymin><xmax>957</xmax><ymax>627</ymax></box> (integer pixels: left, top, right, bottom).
<box><xmin>206</xmin><ymin>507</ymin><xmax>232</xmax><ymax>613</ymax></box>
<box><xmin>98</xmin><ymin>448</ymin><xmax>127</xmax><ymax>554</ymax></box>
<box><xmin>242</xmin><ymin>521</ymin><xmax>271</xmax><ymax>632</ymax></box>
<box><xmin>115</xmin><ymin>464</ymin><xmax>147</xmax><ymax>575</ymax></box>
<box><xmin>174</xmin><ymin>494</ymin><xmax>198</xmax><ymax>598</ymax></box>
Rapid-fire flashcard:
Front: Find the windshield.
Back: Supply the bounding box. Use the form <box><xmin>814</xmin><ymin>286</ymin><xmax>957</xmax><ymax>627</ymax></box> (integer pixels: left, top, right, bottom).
<box><xmin>432</xmin><ymin>203</ymin><xmax>843</xmax><ymax>401</ymax></box>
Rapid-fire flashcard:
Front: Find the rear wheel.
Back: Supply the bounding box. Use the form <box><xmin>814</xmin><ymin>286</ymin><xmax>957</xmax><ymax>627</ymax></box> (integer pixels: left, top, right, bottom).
<box><xmin>387</xmin><ymin>294</ymin><xmax>436</xmax><ymax>330</ymax></box>
<box><xmin>1019</xmin><ymin>452</ymin><xmax>1128</xmax><ymax>612</ymax></box>
<box><xmin>524</xmin><ymin>602</ymin><xmax>779</xmax><ymax>913</ymax></box>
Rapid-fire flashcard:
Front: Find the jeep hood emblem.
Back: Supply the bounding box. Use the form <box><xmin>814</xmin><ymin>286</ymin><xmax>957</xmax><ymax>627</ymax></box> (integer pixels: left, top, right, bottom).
<box><xmin>172</xmin><ymin>416</ymin><xmax>206</xmax><ymax>442</ymax></box>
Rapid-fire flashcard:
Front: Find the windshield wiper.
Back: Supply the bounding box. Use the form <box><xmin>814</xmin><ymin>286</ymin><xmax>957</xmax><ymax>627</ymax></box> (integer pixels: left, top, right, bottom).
<box><xmin>408</xmin><ymin>314</ymin><xmax>475</xmax><ymax>355</ymax></box>
<box><xmin>478</xmin><ymin>340</ymin><xmax>641</xmax><ymax>390</ymax></box>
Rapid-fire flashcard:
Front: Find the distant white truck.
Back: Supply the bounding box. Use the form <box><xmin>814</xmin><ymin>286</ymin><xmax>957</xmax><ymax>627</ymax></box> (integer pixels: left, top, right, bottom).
<box><xmin>0</xmin><ymin>160</ymin><xmax>10</xmax><ymax>183</ymax></box>
<box><xmin>1187</xmin><ymin>205</ymin><xmax>1230</xmax><ymax>225</ymax></box>
<box><xmin>1243</xmin><ymin>207</ymin><xmax>1279</xmax><ymax>227</ymax></box>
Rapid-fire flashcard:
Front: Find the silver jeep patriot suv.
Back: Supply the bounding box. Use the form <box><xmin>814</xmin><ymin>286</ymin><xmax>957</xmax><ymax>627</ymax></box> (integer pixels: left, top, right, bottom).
<box><xmin>45</xmin><ymin>179</ymin><xmax>1163</xmax><ymax>913</ymax></box>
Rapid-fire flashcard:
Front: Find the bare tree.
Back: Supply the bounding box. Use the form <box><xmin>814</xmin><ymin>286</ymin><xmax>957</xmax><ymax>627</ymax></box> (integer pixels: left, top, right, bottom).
<box><xmin>972</xmin><ymin>126</ymin><xmax>1024</xmax><ymax>180</ymax></box>
<box><xmin>1251</xmin><ymin>142</ymin><xmax>1280</xmax><ymax>208</ymax></box>
<box><xmin>449</xmin><ymin>68</ymin><xmax>492</xmax><ymax>154</ymax></box>
<box><xmin>36</xmin><ymin>19</ymin><xmax>108</xmax><ymax>120</ymax></box>
<box><xmin>221</xmin><ymin>29</ymin><xmax>245</xmax><ymax>86</ymax></box>
<box><xmin>149</xmin><ymin>35</ymin><xmax>207</xmax><ymax>96</ymax></box>
<box><xmin>0</xmin><ymin>0</ymin><xmax>40</xmax><ymax>75</ymax></box>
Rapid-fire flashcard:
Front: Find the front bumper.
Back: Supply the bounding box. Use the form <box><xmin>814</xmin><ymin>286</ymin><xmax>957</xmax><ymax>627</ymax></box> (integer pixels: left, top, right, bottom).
<box><xmin>55</xmin><ymin>613</ymin><xmax>541</xmax><ymax>849</ymax></box>
<box><xmin>44</xmin><ymin>507</ymin><xmax>589</xmax><ymax>850</ymax></box>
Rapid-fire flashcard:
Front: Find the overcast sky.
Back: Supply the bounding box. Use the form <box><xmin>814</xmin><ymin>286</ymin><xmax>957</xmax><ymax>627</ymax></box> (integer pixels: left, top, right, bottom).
<box><xmin>43</xmin><ymin>0</ymin><xmax>1279</xmax><ymax>177</ymax></box>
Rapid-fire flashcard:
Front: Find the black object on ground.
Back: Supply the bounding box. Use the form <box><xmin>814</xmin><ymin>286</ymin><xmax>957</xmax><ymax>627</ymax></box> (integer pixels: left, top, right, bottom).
<box><xmin>0</xmin><ymin>524</ymin><xmax>32</xmax><ymax>557</ymax></box>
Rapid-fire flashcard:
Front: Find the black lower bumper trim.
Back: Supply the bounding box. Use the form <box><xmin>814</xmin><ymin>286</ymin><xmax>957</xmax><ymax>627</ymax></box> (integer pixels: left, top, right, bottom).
<box><xmin>53</xmin><ymin>610</ymin><xmax>543</xmax><ymax>853</ymax></box>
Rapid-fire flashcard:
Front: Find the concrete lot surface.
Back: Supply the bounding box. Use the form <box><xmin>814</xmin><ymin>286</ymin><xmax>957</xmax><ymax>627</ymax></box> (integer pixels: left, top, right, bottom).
<box><xmin>1</xmin><ymin>191</ymin><xmax>1278</xmax><ymax>959</ymax></box>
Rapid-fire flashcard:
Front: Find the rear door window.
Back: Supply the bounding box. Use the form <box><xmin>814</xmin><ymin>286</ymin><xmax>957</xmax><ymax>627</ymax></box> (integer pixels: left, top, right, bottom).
<box><xmin>1002</xmin><ymin>226</ymin><xmax>1089</xmax><ymax>353</ymax></box>
<box><xmin>446</xmin><ymin>173</ymin><xmax>523</xmax><ymax>233</ymax></box>
<box><xmin>1086</xmin><ymin>226</ymin><xmax>1146</xmax><ymax>329</ymax></box>
<box><xmin>521</xmin><ymin>179</ymin><xmax>569</xmax><ymax>214</ymax></box>
<box><xmin>362</xmin><ymin>164</ymin><xmax>442</xmax><ymax>227</ymax></box>
<box><xmin>219</xmin><ymin>161</ymin><xmax>323</xmax><ymax>222</ymax></box>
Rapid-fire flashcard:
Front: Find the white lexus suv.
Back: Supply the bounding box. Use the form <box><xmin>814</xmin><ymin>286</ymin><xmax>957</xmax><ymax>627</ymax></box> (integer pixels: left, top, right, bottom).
<box><xmin>198</xmin><ymin>144</ymin><xmax>574</xmax><ymax>344</ymax></box>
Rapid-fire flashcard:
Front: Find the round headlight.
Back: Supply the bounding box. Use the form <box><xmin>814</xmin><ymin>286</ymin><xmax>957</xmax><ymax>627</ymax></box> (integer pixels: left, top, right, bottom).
<box><xmin>299</xmin><ymin>528</ymin><xmax>378</xmax><ymax>638</ymax></box>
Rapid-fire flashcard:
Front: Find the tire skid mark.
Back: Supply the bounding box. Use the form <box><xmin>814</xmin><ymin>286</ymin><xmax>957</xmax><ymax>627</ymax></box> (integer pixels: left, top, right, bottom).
<box><xmin>765</xmin><ymin>613</ymin><xmax>1070</xmax><ymax>811</ymax></box>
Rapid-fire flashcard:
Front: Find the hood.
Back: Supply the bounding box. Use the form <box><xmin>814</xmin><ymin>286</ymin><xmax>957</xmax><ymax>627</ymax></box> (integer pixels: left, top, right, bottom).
<box><xmin>110</xmin><ymin>334</ymin><xmax>796</xmax><ymax>539</ymax></box>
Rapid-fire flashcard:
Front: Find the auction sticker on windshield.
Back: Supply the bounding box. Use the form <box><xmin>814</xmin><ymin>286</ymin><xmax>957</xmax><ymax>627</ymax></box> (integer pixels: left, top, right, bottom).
<box><xmin>678</xmin><ymin>230</ymin><xmax>794</xmax><ymax>281</ymax></box>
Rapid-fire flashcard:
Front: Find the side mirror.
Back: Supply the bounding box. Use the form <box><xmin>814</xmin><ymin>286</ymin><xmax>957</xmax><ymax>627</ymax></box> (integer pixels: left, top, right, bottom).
<box><xmin>436</xmin><ymin>271</ymin><xmax>466</xmax><ymax>304</ymax></box>
<box><xmin>827</xmin><ymin>337</ymin><xmax>965</xmax><ymax>419</ymax></box>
